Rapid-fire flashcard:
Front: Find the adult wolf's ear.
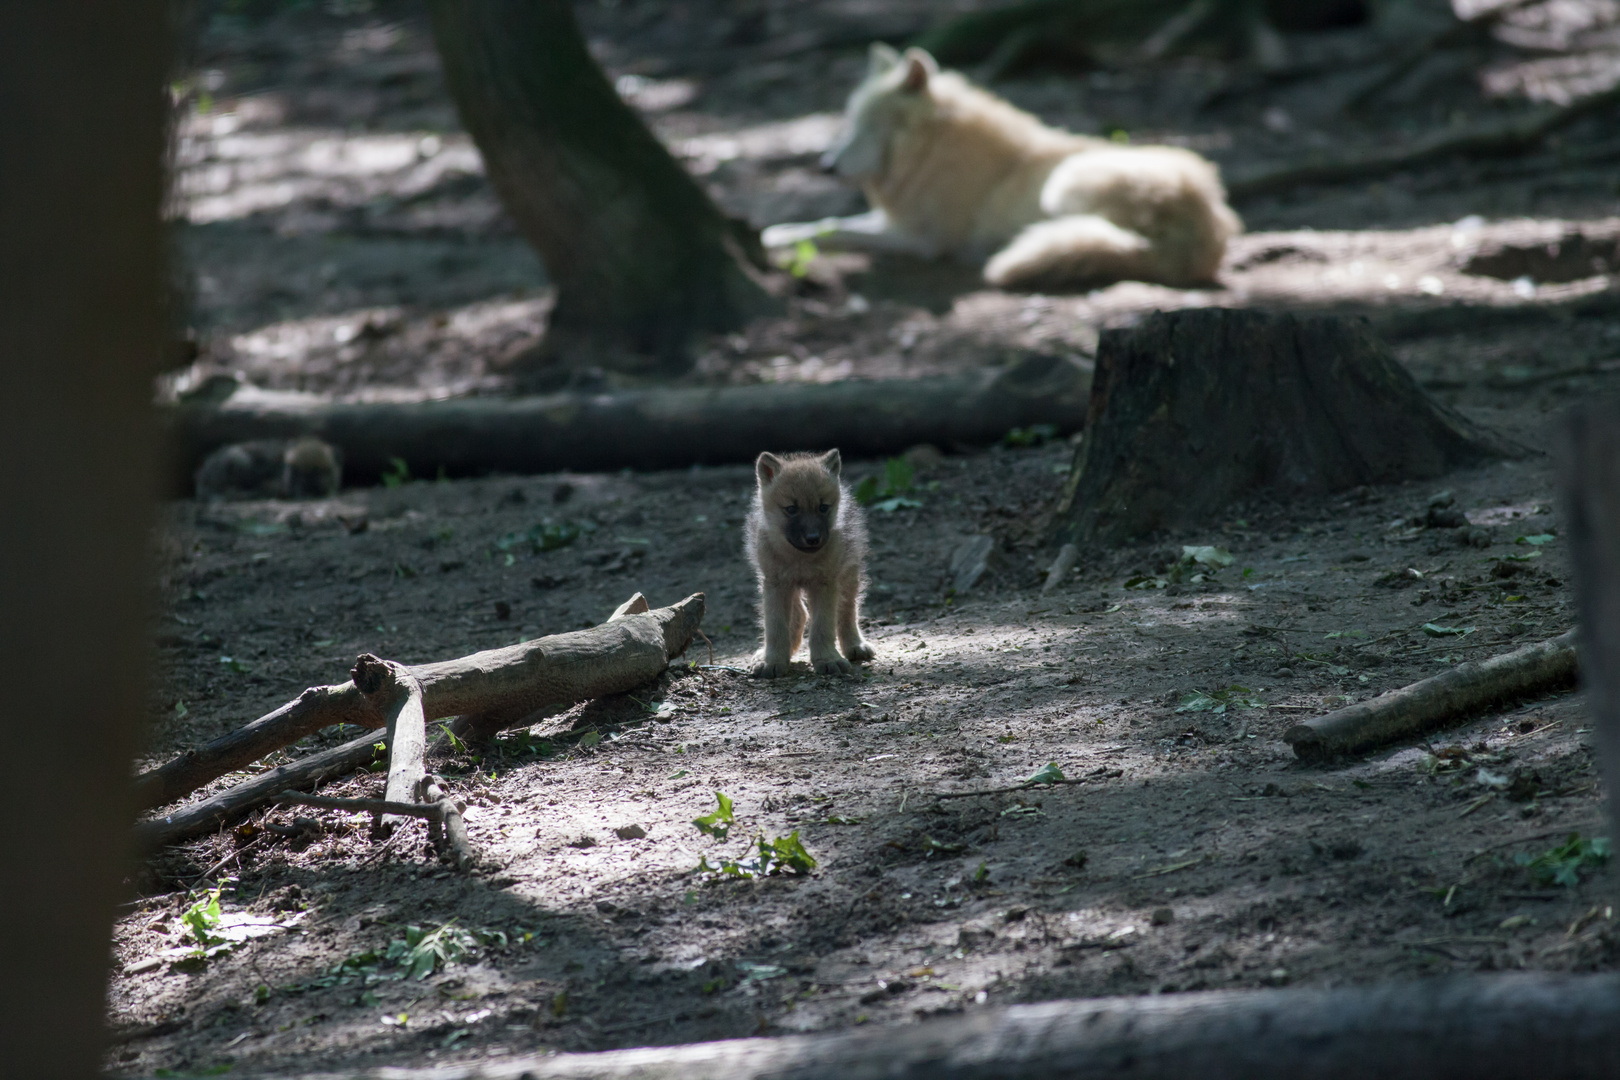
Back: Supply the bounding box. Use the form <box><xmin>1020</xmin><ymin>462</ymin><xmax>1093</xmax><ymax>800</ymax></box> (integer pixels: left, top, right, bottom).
<box><xmin>756</xmin><ymin>452</ymin><xmax>784</xmax><ymax>486</ymax></box>
<box><xmin>868</xmin><ymin>42</ymin><xmax>901</xmax><ymax>76</ymax></box>
<box><xmin>819</xmin><ymin>449</ymin><xmax>842</xmax><ymax>477</ymax></box>
<box><xmin>900</xmin><ymin>47</ymin><xmax>936</xmax><ymax>92</ymax></box>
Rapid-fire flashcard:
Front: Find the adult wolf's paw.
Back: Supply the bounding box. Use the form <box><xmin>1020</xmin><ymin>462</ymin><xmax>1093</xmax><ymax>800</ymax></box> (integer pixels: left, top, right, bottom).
<box><xmin>812</xmin><ymin>654</ymin><xmax>853</xmax><ymax>676</ymax></box>
<box><xmin>844</xmin><ymin>640</ymin><xmax>876</xmax><ymax>664</ymax></box>
<box><xmin>751</xmin><ymin>659</ymin><xmax>790</xmax><ymax>679</ymax></box>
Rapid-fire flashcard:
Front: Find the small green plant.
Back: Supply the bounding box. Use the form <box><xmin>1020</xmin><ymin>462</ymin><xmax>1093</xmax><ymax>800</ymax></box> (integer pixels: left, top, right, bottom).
<box><xmin>853</xmin><ymin>457</ymin><xmax>923</xmax><ymax>512</ymax></box>
<box><xmin>439</xmin><ymin>721</ymin><xmax>469</xmax><ymax>755</ymax></box>
<box><xmin>494</xmin><ymin>519</ymin><xmax>591</xmax><ymax>555</ymax></box>
<box><xmin>381</xmin><ymin>456</ymin><xmax>411</xmax><ymax>488</ymax></box>
<box><xmin>1023</xmin><ymin>762</ymin><xmax>1065</xmax><ymax>785</ymax></box>
<box><xmin>1176</xmin><ymin>685</ymin><xmax>1261</xmax><ymax>715</ymax></box>
<box><xmin>785</xmin><ymin>238</ymin><xmax>819</xmax><ymax>278</ymax></box>
<box><xmin>1515</xmin><ymin>833</ymin><xmax>1611</xmax><ymax>888</ymax></box>
<box><xmin>1003</xmin><ymin>423</ymin><xmax>1057</xmax><ymax>448</ymax></box>
<box><xmin>181</xmin><ymin>888</ymin><xmax>226</xmax><ymax>950</ymax></box>
<box><xmin>693</xmin><ymin>791</ymin><xmax>735</xmax><ymax>840</ymax></box>
<box><xmin>696</xmin><ymin>831</ymin><xmax>818</xmax><ymax>878</ymax></box>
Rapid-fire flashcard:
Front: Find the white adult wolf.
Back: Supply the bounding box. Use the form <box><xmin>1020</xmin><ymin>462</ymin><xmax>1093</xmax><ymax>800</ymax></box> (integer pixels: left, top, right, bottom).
<box><xmin>762</xmin><ymin>45</ymin><xmax>1241</xmax><ymax>290</ymax></box>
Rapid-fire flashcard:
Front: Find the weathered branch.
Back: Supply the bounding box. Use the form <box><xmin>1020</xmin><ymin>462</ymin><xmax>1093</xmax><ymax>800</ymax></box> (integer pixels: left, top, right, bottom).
<box><xmin>1228</xmin><ymin>82</ymin><xmax>1620</xmax><ymax>202</ymax></box>
<box><xmin>134</xmin><ymin>594</ymin><xmax>704</xmax><ymax>849</ymax></box>
<box><xmin>1285</xmin><ymin>631</ymin><xmax>1577</xmax><ymax>761</ymax></box>
<box><xmin>135</xmin><ymin>593</ymin><xmax>705</xmax><ymax>813</ymax></box>
<box><xmin>135</xmin><ymin>731</ymin><xmax>387</xmax><ymax>852</ymax></box>
<box><xmin>423</xmin><ymin>774</ymin><xmax>473</xmax><ymax>870</ymax></box>
<box><xmin>163</xmin><ymin>355</ymin><xmax>1091</xmax><ymax>487</ymax></box>
<box><xmin>245</xmin><ymin>972</ymin><xmax>1620</xmax><ymax>1079</ymax></box>
<box><xmin>132</xmin><ymin>682</ymin><xmax>380</xmax><ymax>811</ymax></box>
<box><xmin>353</xmin><ymin>656</ymin><xmax>427</xmax><ymax>834</ymax></box>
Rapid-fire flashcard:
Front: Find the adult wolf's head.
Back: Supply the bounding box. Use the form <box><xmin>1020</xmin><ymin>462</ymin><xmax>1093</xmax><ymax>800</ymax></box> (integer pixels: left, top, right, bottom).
<box><xmin>820</xmin><ymin>44</ymin><xmax>938</xmax><ymax>182</ymax></box>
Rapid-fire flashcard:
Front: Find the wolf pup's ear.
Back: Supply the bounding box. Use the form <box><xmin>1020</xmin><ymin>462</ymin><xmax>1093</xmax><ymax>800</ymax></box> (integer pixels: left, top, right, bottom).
<box><xmin>756</xmin><ymin>452</ymin><xmax>784</xmax><ymax>486</ymax></box>
<box><xmin>900</xmin><ymin>48</ymin><xmax>936</xmax><ymax>92</ymax></box>
<box><xmin>868</xmin><ymin>41</ymin><xmax>901</xmax><ymax>76</ymax></box>
<box><xmin>818</xmin><ymin>449</ymin><xmax>842</xmax><ymax>477</ymax></box>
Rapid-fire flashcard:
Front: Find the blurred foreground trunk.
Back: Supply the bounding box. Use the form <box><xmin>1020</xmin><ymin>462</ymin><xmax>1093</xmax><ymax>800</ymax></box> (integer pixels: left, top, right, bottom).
<box><xmin>424</xmin><ymin>0</ymin><xmax>776</xmax><ymax>377</ymax></box>
<box><xmin>0</xmin><ymin>3</ymin><xmax>166</xmax><ymax>1074</ymax></box>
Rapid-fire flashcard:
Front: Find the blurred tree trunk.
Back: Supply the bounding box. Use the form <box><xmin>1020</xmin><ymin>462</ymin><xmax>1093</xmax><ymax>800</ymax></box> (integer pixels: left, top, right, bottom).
<box><xmin>423</xmin><ymin>0</ymin><xmax>776</xmax><ymax>377</ymax></box>
<box><xmin>0</xmin><ymin>3</ymin><xmax>166</xmax><ymax>1075</ymax></box>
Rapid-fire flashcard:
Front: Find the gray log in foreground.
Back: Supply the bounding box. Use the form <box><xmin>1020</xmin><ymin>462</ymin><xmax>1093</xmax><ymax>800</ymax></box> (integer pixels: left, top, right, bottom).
<box><xmin>164</xmin><ymin>354</ymin><xmax>1091</xmax><ymax>486</ymax></box>
<box><xmin>1285</xmin><ymin>630</ymin><xmax>1577</xmax><ymax>760</ymax></box>
<box><xmin>267</xmin><ymin>973</ymin><xmax>1620</xmax><ymax>1079</ymax></box>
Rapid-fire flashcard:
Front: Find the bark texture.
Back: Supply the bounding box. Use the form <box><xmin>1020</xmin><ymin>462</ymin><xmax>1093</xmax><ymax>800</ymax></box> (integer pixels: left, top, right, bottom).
<box><xmin>1051</xmin><ymin>309</ymin><xmax>1524</xmax><ymax>547</ymax></box>
<box><xmin>0</xmin><ymin>4</ymin><xmax>166</xmax><ymax>1075</ymax></box>
<box><xmin>1562</xmin><ymin>401</ymin><xmax>1620</xmax><ymax>848</ymax></box>
<box><xmin>166</xmin><ymin>355</ymin><xmax>1091</xmax><ymax>487</ymax></box>
<box><xmin>1285</xmin><ymin>631</ymin><xmax>1578</xmax><ymax>760</ymax></box>
<box><xmin>422</xmin><ymin>0</ymin><xmax>773</xmax><ymax>374</ymax></box>
<box><xmin>267</xmin><ymin>973</ymin><xmax>1620</xmax><ymax>1079</ymax></box>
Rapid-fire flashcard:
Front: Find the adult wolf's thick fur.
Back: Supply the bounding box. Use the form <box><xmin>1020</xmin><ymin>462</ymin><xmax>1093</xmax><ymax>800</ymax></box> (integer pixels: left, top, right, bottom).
<box><xmin>762</xmin><ymin>45</ymin><xmax>1241</xmax><ymax>290</ymax></box>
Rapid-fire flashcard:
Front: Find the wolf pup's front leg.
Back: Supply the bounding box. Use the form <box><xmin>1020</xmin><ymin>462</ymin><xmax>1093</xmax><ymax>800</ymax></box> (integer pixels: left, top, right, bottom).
<box><xmin>746</xmin><ymin>448</ymin><xmax>874</xmax><ymax>678</ymax></box>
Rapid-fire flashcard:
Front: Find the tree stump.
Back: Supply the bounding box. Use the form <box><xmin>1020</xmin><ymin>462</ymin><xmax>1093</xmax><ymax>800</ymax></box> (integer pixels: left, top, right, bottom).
<box><xmin>1051</xmin><ymin>308</ymin><xmax>1526</xmax><ymax>547</ymax></box>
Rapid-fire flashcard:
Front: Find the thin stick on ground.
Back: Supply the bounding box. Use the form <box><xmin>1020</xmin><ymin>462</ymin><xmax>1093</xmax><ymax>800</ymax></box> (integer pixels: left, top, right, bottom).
<box><xmin>1284</xmin><ymin>630</ymin><xmax>1578</xmax><ymax>760</ymax></box>
<box><xmin>272</xmin><ymin>793</ymin><xmax>443</xmax><ymax>821</ymax></box>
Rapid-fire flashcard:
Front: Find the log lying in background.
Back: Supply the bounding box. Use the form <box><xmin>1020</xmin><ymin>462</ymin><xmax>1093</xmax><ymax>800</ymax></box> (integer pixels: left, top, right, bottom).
<box><xmin>258</xmin><ymin>972</ymin><xmax>1620</xmax><ymax>1079</ymax></box>
<box><xmin>133</xmin><ymin>593</ymin><xmax>704</xmax><ymax>849</ymax></box>
<box><xmin>133</xmin><ymin>593</ymin><xmax>705</xmax><ymax>812</ymax></box>
<box><xmin>1052</xmin><ymin>309</ymin><xmax>1525</xmax><ymax>547</ymax></box>
<box><xmin>1285</xmin><ymin>631</ymin><xmax>1578</xmax><ymax>760</ymax></box>
<box><xmin>1563</xmin><ymin>401</ymin><xmax>1620</xmax><ymax>848</ymax></box>
<box><xmin>162</xmin><ymin>353</ymin><xmax>1091</xmax><ymax>487</ymax></box>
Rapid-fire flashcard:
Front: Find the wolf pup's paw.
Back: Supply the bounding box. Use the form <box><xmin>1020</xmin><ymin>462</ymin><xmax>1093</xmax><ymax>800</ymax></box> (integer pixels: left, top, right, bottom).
<box><xmin>751</xmin><ymin>658</ymin><xmax>791</xmax><ymax>679</ymax></box>
<box><xmin>812</xmin><ymin>654</ymin><xmax>853</xmax><ymax>676</ymax></box>
<box><xmin>844</xmin><ymin>640</ymin><xmax>876</xmax><ymax>664</ymax></box>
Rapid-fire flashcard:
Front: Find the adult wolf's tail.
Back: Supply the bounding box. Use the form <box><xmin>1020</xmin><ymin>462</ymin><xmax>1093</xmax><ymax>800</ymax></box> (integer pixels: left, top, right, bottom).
<box><xmin>983</xmin><ymin>216</ymin><xmax>1158</xmax><ymax>291</ymax></box>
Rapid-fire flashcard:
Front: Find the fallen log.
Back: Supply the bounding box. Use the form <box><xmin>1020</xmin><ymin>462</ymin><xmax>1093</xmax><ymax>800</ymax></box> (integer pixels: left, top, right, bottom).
<box><xmin>1562</xmin><ymin>400</ymin><xmax>1620</xmax><ymax>846</ymax></box>
<box><xmin>133</xmin><ymin>592</ymin><xmax>705</xmax><ymax>811</ymax></box>
<box><xmin>163</xmin><ymin>353</ymin><xmax>1091</xmax><ymax>488</ymax></box>
<box><xmin>268</xmin><ymin>972</ymin><xmax>1620</xmax><ymax>1079</ymax></box>
<box><xmin>1285</xmin><ymin>630</ymin><xmax>1578</xmax><ymax>761</ymax></box>
<box><xmin>423</xmin><ymin>773</ymin><xmax>474</xmax><ymax>870</ymax></box>
<box><xmin>1052</xmin><ymin>308</ymin><xmax>1524</xmax><ymax>547</ymax></box>
<box><xmin>133</xmin><ymin>593</ymin><xmax>704</xmax><ymax>849</ymax></box>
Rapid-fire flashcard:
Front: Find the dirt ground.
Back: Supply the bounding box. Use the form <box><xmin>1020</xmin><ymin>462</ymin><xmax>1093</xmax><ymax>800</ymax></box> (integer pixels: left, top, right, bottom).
<box><xmin>114</xmin><ymin>0</ymin><xmax>1620</xmax><ymax>1074</ymax></box>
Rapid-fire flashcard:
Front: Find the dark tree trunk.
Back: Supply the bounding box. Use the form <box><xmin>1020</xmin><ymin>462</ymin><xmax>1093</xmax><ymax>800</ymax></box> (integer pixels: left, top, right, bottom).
<box><xmin>0</xmin><ymin>3</ymin><xmax>166</xmax><ymax>1074</ymax></box>
<box><xmin>1561</xmin><ymin>401</ymin><xmax>1620</xmax><ymax>849</ymax></box>
<box><xmin>1051</xmin><ymin>309</ymin><xmax>1525</xmax><ymax>547</ymax></box>
<box><xmin>423</xmin><ymin>0</ymin><xmax>776</xmax><ymax>376</ymax></box>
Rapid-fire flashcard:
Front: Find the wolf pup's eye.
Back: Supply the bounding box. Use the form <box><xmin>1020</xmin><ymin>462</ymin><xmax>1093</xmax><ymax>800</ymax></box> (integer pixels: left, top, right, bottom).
<box><xmin>783</xmin><ymin>504</ymin><xmax>799</xmax><ymax>516</ymax></box>
<box><xmin>819</xmin><ymin>503</ymin><xmax>830</xmax><ymax>513</ymax></box>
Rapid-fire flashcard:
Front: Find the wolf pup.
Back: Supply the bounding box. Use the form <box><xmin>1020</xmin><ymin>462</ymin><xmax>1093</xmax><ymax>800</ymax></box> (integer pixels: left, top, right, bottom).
<box><xmin>761</xmin><ymin>44</ymin><xmax>1241</xmax><ymax>291</ymax></box>
<box><xmin>747</xmin><ymin>450</ymin><xmax>874</xmax><ymax>678</ymax></box>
